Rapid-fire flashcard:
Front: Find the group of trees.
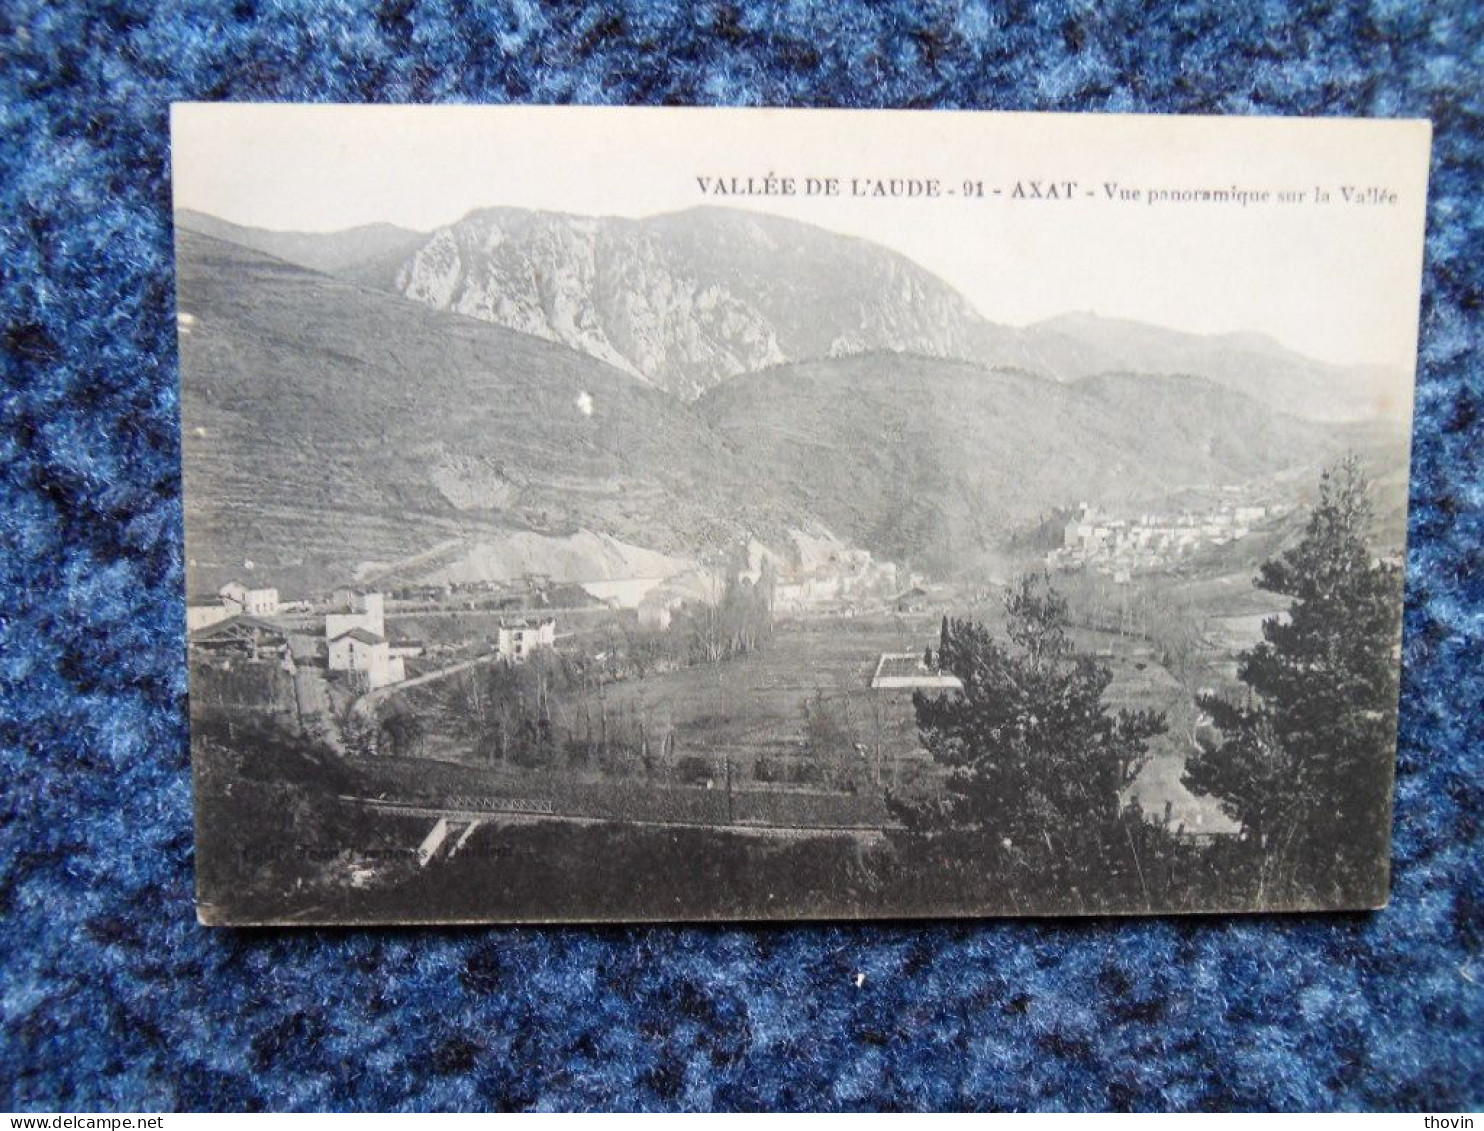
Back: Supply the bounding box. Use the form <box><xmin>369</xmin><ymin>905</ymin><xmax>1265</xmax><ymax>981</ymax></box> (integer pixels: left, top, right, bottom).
<box><xmin>431</xmin><ymin>648</ymin><xmax>714</xmax><ymax>780</ymax></box>
<box><xmin>416</xmin><ymin>559</ymin><xmax>780</xmax><ymax>777</ymax></box>
<box><xmin>338</xmin><ymin>700</ymin><xmax>425</xmax><ymax>760</ymax></box>
<box><xmin>896</xmin><ymin>458</ymin><xmax>1403</xmax><ymax>911</ymax></box>
<box><xmin>433</xmin><ymin>653</ymin><xmax>875</xmax><ymax>793</ymax></box>
<box><xmin>798</xmin><ymin>689</ymin><xmax>870</xmax><ymax>792</ymax></box>
<box><xmin>673</xmin><ymin>561</ymin><xmax>775</xmax><ymax>665</ymax></box>
<box><xmin>1054</xmin><ymin>568</ymin><xmax>1211</xmax><ymax>691</ymax></box>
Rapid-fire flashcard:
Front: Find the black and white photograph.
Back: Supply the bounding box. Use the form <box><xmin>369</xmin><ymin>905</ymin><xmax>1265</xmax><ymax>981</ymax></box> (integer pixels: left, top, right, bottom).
<box><xmin>173</xmin><ymin>105</ymin><xmax>1430</xmax><ymax>924</ymax></box>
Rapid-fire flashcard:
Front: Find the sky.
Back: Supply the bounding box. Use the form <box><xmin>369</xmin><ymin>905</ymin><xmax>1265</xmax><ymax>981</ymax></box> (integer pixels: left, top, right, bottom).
<box><xmin>172</xmin><ymin>104</ymin><xmax>1431</xmax><ymax>370</ymax></box>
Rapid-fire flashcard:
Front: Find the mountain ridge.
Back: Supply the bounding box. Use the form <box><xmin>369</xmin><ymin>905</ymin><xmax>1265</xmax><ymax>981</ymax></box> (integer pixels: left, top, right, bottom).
<box><xmin>177</xmin><ymin>205</ymin><xmax>1402</xmax><ymax>421</ymax></box>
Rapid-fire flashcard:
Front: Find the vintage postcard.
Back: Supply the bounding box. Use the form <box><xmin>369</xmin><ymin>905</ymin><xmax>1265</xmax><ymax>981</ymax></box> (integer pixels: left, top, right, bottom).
<box><xmin>172</xmin><ymin>105</ymin><xmax>1430</xmax><ymax>924</ymax></box>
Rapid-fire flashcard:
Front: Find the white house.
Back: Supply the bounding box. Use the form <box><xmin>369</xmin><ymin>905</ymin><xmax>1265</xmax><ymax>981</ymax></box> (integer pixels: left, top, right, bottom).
<box><xmin>496</xmin><ymin>618</ymin><xmax>556</xmax><ymax>662</ymax></box>
<box><xmin>186</xmin><ymin>600</ymin><xmax>232</xmax><ymax>632</ymax></box>
<box><xmin>219</xmin><ymin>580</ymin><xmax>280</xmax><ymax>616</ymax></box>
<box><xmin>773</xmin><ymin>579</ymin><xmax>810</xmax><ymax>611</ymax></box>
<box><xmin>773</xmin><ymin>572</ymin><xmax>849</xmax><ymax>612</ymax></box>
<box><xmin>328</xmin><ymin>627</ymin><xmax>405</xmax><ymax>690</ymax></box>
<box><xmin>892</xmin><ymin>587</ymin><xmax>929</xmax><ymax>614</ymax></box>
<box><xmin>638</xmin><ymin>603</ymin><xmax>672</xmax><ymax>631</ymax></box>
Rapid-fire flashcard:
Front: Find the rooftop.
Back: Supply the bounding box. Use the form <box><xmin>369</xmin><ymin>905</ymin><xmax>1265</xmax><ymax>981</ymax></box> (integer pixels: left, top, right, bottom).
<box><xmin>331</xmin><ymin>627</ymin><xmax>385</xmax><ymax>645</ymax></box>
<box><xmin>189</xmin><ymin>615</ymin><xmax>286</xmax><ymax>642</ymax></box>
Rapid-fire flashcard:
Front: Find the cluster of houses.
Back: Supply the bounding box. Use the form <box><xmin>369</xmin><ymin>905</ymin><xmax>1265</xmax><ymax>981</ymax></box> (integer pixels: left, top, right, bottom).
<box><xmin>189</xmin><ymin>573</ymin><xmax>564</xmax><ymax>697</ymax></box>
<box><xmin>187</xmin><ymin>582</ymin><xmax>419</xmax><ymax>692</ymax></box>
<box><xmin>186</xmin><ymin>579</ymin><xmax>282</xmax><ymax>631</ymax></box>
<box><xmin>187</xmin><ymin>534</ymin><xmax>948</xmax><ymax>707</ymax></box>
<box><xmin>619</xmin><ymin>543</ymin><xmax>936</xmax><ymax>627</ymax></box>
<box><xmin>389</xmin><ymin>573</ymin><xmax>557</xmax><ymax>611</ymax></box>
<box><xmin>769</xmin><ymin>548</ymin><xmax>905</xmax><ymax>615</ymax></box>
<box><xmin>1047</xmin><ymin>502</ymin><xmax>1277</xmax><ymax>582</ymax></box>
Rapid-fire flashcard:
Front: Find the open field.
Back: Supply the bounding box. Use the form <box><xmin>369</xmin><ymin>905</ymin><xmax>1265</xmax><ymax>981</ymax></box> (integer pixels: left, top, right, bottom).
<box><xmin>379</xmin><ymin>604</ymin><xmax>1237</xmax><ymax>832</ymax></box>
<box><xmin>533</xmin><ymin>615</ymin><xmax>957</xmax><ymax>785</ymax></box>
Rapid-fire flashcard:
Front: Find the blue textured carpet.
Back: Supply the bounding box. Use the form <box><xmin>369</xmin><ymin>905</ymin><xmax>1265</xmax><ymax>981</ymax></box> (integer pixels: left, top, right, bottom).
<box><xmin>2</xmin><ymin>0</ymin><xmax>1481</xmax><ymax>1112</ymax></box>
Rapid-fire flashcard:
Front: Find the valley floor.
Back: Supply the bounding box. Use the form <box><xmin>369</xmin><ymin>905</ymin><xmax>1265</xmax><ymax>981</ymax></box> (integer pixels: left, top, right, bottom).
<box><xmin>387</xmin><ymin>608</ymin><xmax>1243</xmax><ymax>833</ymax></box>
<box><xmin>191</xmin><ymin>569</ymin><xmax>1294</xmax><ymax>922</ymax></box>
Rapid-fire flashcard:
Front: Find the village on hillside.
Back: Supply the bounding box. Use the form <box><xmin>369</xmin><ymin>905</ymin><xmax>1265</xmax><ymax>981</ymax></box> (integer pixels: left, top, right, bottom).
<box><xmin>1046</xmin><ymin>500</ymin><xmax>1291</xmax><ymax>582</ymax></box>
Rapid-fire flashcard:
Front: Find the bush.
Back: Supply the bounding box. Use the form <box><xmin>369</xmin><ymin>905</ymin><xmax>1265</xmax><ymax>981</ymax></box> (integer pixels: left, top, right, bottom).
<box><xmin>673</xmin><ymin>755</ymin><xmax>716</xmax><ymax>786</ymax></box>
<box><xmin>752</xmin><ymin>754</ymin><xmax>781</xmax><ymax>784</ymax></box>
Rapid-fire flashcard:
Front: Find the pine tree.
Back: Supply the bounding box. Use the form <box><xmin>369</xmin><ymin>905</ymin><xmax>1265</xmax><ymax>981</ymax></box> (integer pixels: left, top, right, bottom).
<box><xmin>895</xmin><ymin>574</ymin><xmax>1166</xmax><ymax>893</ymax></box>
<box><xmin>1183</xmin><ymin>457</ymin><xmax>1403</xmax><ymax>905</ymax></box>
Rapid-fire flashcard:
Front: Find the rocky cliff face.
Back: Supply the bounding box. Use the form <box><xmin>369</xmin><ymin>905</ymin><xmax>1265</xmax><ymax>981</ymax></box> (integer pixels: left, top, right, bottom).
<box><xmin>392</xmin><ymin>207</ymin><xmax>988</xmax><ymax>399</ymax></box>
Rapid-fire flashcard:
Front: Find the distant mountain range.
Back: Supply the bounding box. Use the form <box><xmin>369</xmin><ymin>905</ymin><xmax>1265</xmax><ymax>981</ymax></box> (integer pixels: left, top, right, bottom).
<box><xmin>697</xmin><ymin>355</ymin><xmax>1390</xmax><ymax>566</ymax></box>
<box><xmin>175</xmin><ymin>207</ymin><xmax>1404</xmax><ymax>420</ymax></box>
<box><xmin>175</xmin><ymin>210</ymin><xmax>427</xmax><ymax>285</ymax></box>
<box><xmin>174</xmin><ymin>226</ymin><xmax>1404</xmax><ymax>591</ymax></box>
